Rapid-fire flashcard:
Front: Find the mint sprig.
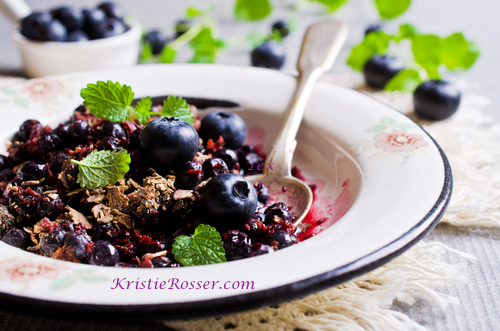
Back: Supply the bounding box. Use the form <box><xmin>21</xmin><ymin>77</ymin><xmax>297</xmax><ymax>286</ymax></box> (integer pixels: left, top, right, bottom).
<box><xmin>234</xmin><ymin>0</ymin><xmax>272</xmax><ymax>21</ymax></box>
<box><xmin>307</xmin><ymin>0</ymin><xmax>348</xmax><ymax>13</ymax></box>
<box><xmin>172</xmin><ymin>224</ymin><xmax>226</xmax><ymax>266</ymax></box>
<box><xmin>80</xmin><ymin>81</ymin><xmax>134</xmax><ymax>123</ymax></box>
<box><xmin>346</xmin><ymin>31</ymin><xmax>391</xmax><ymax>72</ymax></box>
<box><xmin>161</xmin><ymin>96</ymin><xmax>195</xmax><ymax>125</ymax></box>
<box><xmin>189</xmin><ymin>27</ymin><xmax>225</xmax><ymax>63</ymax></box>
<box><xmin>375</xmin><ymin>0</ymin><xmax>411</xmax><ymax>20</ymax></box>
<box><xmin>71</xmin><ymin>150</ymin><xmax>131</xmax><ymax>190</ymax></box>
<box><xmin>134</xmin><ymin>96</ymin><xmax>152</xmax><ymax>125</ymax></box>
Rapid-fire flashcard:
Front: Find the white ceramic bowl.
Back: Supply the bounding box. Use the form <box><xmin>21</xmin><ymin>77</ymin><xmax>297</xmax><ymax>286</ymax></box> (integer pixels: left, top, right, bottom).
<box><xmin>0</xmin><ymin>64</ymin><xmax>451</xmax><ymax>320</ymax></box>
<box><xmin>11</xmin><ymin>18</ymin><xmax>142</xmax><ymax>78</ymax></box>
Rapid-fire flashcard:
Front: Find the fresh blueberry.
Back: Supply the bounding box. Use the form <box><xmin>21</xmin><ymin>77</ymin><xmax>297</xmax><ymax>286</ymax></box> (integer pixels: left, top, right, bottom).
<box><xmin>37</xmin><ymin>195</ymin><xmax>64</xmax><ymax>219</ymax></box>
<box><xmin>213</xmin><ymin>148</ymin><xmax>238</xmax><ymax>170</ymax></box>
<box><xmin>251</xmin><ymin>40</ymin><xmax>285</xmax><ymax>69</ymax></box>
<box><xmin>365</xmin><ymin>23</ymin><xmax>383</xmax><ymax>36</ymax></box>
<box><xmin>223</xmin><ymin>230</ymin><xmax>252</xmax><ymax>261</ymax></box>
<box><xmin>67</xmin><ymin>30</ymin><xmax>89</xmax><ymax>41</ymax></box>
<box><xmin>265</xmin><ymin>230</ymin><xmax>298</xmax><ymax>249</ymax></box>
<box><xmin>1</xmin><ymin>228</ymin><xmax>26</xmax><ymax>248</ymax></box>
<box><xmin>174</xmin><ymin>19</ymin><xmax>192</xmax><ymax>38</ymax></box>
<box><xmin>16</xmin><ymin>119</ymin><xmax>41</xmax><ymax>142</ymax></box>
<box><xmin>176</xmin><ymin>161</ymin><xmax>204</xmax><ymax>189</ymax></box>
<box><xmin>199</xmin><ymin>173</ymin><xmax>258</xmax><ymax>231</ymax></box>
<box><xmin>413</xmin><ymin>80</ymin><xmax>461</xmax><ymax>121</ymax></box>
<box><xmin>82</xmin><ymin>8</ymin><xmax>106</xmax><ymax>32</ymax></box>
<box><xmin>199</xmin><ymin>111</ymin><xmax>247</xmax><ymax>150</ymax></box>
<box><xmin>20</xmin><ymin>11</ymin><xmax>52</xmax><ymax>40</ymax></box>
<box><xmin>98</xmin><ymin>136</ymin><xmax>120</xmax><ymax>151</ymax></box>
<box><xmin>37</xmin><ymin>132</ymin><xmax>60</xmax><ymax>152</ymax></box>
<box><xmin>0</xmin><ymin>155</ymin><xmax>10</xmax><ymax>172</ymax></box>
<box><xmin>264</xmin><ymin>202</ymin><xmax>292</xmax><ymax>224</ymax></box>
<box><xmin>61</xmin><ymin>163</ymin><xmax>79</xmax><ymax>189</ymax></box>
<box><xmin>203</xmin><ymin>158</ymin><xmax>229</xmax><ymax>179</ymax></box>
<box><xmin>144</xmin><ymin>29</ymin><xmax>169</xmax><ymax>55</ymax></box>
<box><xmin>39</xmin><ymin>227</ymin><xmax>66</xmax><ymax>256</ymax></box>
<box><xmin>51</xmin><ymin>6</ymin><xmax>84</xmax><ymax>32</ymax></box>
<box><xmin>90</xmin><ymin>18</ymin><xmax>126</xmax><ymax>39</ymax></box>
<box><xmin>48</xmin><ymin>150</ymin><xmax>70</xmax><ymax>174</ymax></box>
<box><xmin>248</xmin><ymin>242</ymin><xmax>274</xmax><ymax>257</ymax></box>
<box><xmin>33</xmin><ymin>19</ymin><xmax>68</xmax><ymax>42</ymax></box>
<box><xmin>17</xmin><ymin>161</ymin><xmax>49</xmax><ymax>181</ymax></box>
<box><xmin>68</xmin><ymin>119</ymin><xmax>91</xmax><ymax>144</ymax></box>
<box><xmin>100</xmin><ymin>121</ymin><xmax>127</xmax><ymax>139</ymax></box>
<box><xmin>129</xmin><ymin>128</ymin><xmax>142</xmax><ymax>151</ymax></box>
<box><xmin>255</xmin><ymin>183</ymin><xmax>270</xmax><ymax>204</ymax></box>
<box><xmin>272</xmin><ymin>20</ymin><xmax>290</xmax><ymax>38</ymax></box>
<box><xmin>238</xmin><ymin>146</ymin><xmax>264</xmax><ymax>175</ymax></box>
<box><xmin>363</xmin><ymin>55</ymin><xmax>404</xmax><ymax>89</ymax></box>
<box><xmin>88</xmin><ymin>240</ymin><xmax>120</xmax><ymax>266</ymax></box>
<box><xmin>97</xmin><ymin>2</ymin><xmax>126</xmax><ymax>20</ymax></box>
<box><xmin>53</xmin><ymin>123</ymin><xmax>70</xmax><ymax>143</ymax></box>
<box><xmin>63</xmin><ymin>232</ymin><xmax>92</xmax><ymax>260</ymax></box>
<box><xmin>138</xmin><ymin>117</ymin><xmax>199</xmax><ymax>170</ymax></box>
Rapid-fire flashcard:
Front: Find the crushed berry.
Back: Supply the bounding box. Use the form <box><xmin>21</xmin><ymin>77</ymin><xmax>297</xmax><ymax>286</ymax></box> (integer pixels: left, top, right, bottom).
<box><xmin>202</xmin><ymin>158</ymin><xmax>229</xmax><ymax>179</ymax></box>
<box><xmin>223</xmin><ymin>230</ymin><xmax>252</xmax><ymax>261</ymax></box>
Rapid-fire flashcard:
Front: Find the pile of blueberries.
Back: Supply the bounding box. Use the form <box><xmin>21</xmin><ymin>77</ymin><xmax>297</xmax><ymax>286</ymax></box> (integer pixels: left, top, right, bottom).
<box><xmin>362</xmin><ymin>24</ymin><xmax>461</xmax><ymax>121</ymax></box>
<box><xmin>20</xmin><ymin>1</ymin><xmax>128</xmax><ymax>42</ymax></box>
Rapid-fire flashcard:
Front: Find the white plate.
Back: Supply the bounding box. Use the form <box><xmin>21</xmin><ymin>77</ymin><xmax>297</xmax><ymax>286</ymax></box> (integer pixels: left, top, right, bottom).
<box><xmin>0</xmin><ymin>64</ymin><xmax>451</xmax><ymax>320</ymax></box>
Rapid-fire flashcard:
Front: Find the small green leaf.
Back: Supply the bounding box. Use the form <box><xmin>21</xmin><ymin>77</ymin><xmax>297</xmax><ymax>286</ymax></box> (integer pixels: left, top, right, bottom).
<box><xmin>185</xmin><ymin>6</ymin><xmax>201</xmax><ymax>19</ymax></box>
<box><xmin>375</xmin><ymin>0</ymin><xmax>411</xmax><ymax>20</ymax></box>
<box><xmin>189</xmin><ymin>28</ymin><xmax>225</xmax><ymax>64</ymax></box>
<box><xmin>366</xmin><ymin>125</ymin><xmax>388</xmax><ymax>133</ymax></box>
<box><xmin>384</xmin><ymin>69</ymin><xmax>423</xmax><ymax>92</ymax></box>
<box><xmin>14</xmin><ymin>97</ymin><xmax>29</xmax><ymax>108</ymax></box>
<box><xmin>134</xmin><ymin>96</ymin><xmax>152</xmax><ymax>125</ymax></box>
<box><xmin>398</xmin><ymin>23</ymin><xmax>418</xmax><ymax>40</ymax></box>
<box><xmin>50</xmin><ymin>276</ymin><xmax>76</xmax><ymax>291</ymax></box>
<box><xmin>440</xmin><ymin>32</ymin><xmax>480</xmax><ymax>71</ymax></box>
<box><xmin>234</xmin><ymin>0</ymin><xmax>272</xmax><ymax>21</ymax></box>
<box><xmin>172</xmin><ymin>224</ymin><xmax>226</xmax><ymax>266</ymax></box>
<box><xmin>307</xmin><ymin>0</ymin><xmax>349</xmax><ymax>13</ymax></box>
<box><xmin>139</xmin><ymin>42</ymin><xmax>153</xmax><ymax>63</ymax></box>
<box><xmin>346</xmin><ymin>31</ymin><xmax>392</xmax><ymax>71</ymax></box>
<box><xmin>1</xmin><ymin>87</ymin><xmax>16</xmax><ymax>95</ymax></box>
<box><xmin>381</xmin><ymin>117</ymin><xmax>397</xmax><ymax>125</ymax></box>
<box><xmin>71</xmin><ymin>150</ymin><xmax>131</xmax><ymax>190</ymax></box>
<box><xmin>161</xmin><ymin>96</ymin><xmax>195</xmax><ymax>125</ymax></box>
<box><xmin>160</xmin><ymin>46</ymin><xmax>176</xmax><ymax>63</ymax></box>
<box><xmin>412</xmin><ymin>34</ymin><xmax>443</xmax><ymax>79</ymax></box>
<box><xmin>80</xmin><ymin>81</ymin><xmax>134</xmax><ymax>122</ymax></box>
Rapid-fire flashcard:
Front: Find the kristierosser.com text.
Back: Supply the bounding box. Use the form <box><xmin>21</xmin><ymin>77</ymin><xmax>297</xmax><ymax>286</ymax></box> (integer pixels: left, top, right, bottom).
<box><xmin>111</xmin><ymin>278</ymin><xmax>255</xmax><ymax>290</ymax></box>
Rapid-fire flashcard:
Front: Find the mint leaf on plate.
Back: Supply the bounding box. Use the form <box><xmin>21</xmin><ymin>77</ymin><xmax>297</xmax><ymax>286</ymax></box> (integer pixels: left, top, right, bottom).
<box><xmin>375</xmin><ymin>0</ymin><xmax>411</xmax><ymax>19</ymax></box>
<box><xmin>384</xmin><ymin>69</ymin><xmax>423</xmax><ymax>92</ymax></box>
<box><xmin>71</xmin><ymin>150</ymin><xmax>131</xmax><ymax>190</ymax></box>
<box><xmin>134</xmin><ymin>96</ymin><xmax>152</xmax><ymax>125</ymax></box>
<box><xmin>346</xmin><ymin>31</ymin><xmax>391</xmax><ymax>71</ymax></box>
<box><xmin>234</xmin><ymin>0</ymin><xmax>272</xmax><ymax>21</ymax></box>
<box><xmin>172</xmin><ymin>224</ymin><xmax>226</xmax><ymax>266</ymax></box>
<box><xmin>307</xmin><ymin>0</ymin><xmax>348</xmax><ymax>13</ymax></box>
<box><xmin>161</xmin><ymin>96</ymin><xmax>195</xmax><ymax>125</ymax></box>
<box><xmin>80</xmin><ymin>81</ymin><xmax>134</xmax><ymax>123</ymax></box>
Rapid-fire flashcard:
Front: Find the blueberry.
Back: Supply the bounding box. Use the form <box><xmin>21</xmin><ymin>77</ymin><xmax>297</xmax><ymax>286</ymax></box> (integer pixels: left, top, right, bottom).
<box><xmin>175</xmin><ymin>19</ymin><xmax>192</xmax><ymax>38</ymax></box>
<box><xmin>144</xmin><ymin>30</ymin><xmax>169</xmax><ymax>55</ymax></box>
<box><xmin>199</xmin><ymin>111</ymin><xmax>247</xmax><ymax>150</ymax></box>
<box><xmin>223</xmin><ymin>230</ymin><xmax>251</xmax><ymax>261</ymax></box>
<box><xmin>255</xmin><ymin>183</ymin><xmax>270</xmax><ymax>204</ymax></box>
<box><xmin>0</xmin><ymin>155</ymin><xmax>10</xmax><ymax>172</ymax></box>
<box><xmin>16</xmin><ymin>119</ymin><xmax>41</xmax><ymax>142</ymax></box>
<box><xmin>37</xmin><ymin>195</ymin><xmax>64</xmax><ymax>219</ymax></box>
<box><xmin>59</xmin><ymin>220</ymin><xmax>75</xmax><ymax>232</ymax></box>
<box><xmin>365</xmin><ymin>23</ymin><xmax>383</xmax><ymax>36</ymax></box>
<box><xmin>68</xmin><ymin>119</ymin><xmax>91</xmax><ymax>144</ymax></box>
<box><xmin>98</xmin><ymin>136</ymin><xmax>120</xmax><ymax>151</ymax></box>
<box><xmin>88</xmin><ymin>240</ymin><xmax>120</xmax><ymax>266</ymax></box>
<box><xmin>249</xmin><ymin>242</ymin><xmax>274</xmax><ymax>257</ymax></box>
<box><xmin>100</xmin><ymin>121</ymin><xmax>126</xmax><ymax>139</ymax></box>
<box><xmin>51</xmin><ymin>6</ymin><xmax>84</xmax><ymax>32</ymax></box>
<box><xmin>203</xmin><ymin>158</ymin><xmax>229</xmax><ymax>179</ymax></box>
<box><xmin>33</xmin><ymin>19</ymin><xmax>68</xmax><ymax>42</ymax></box>
<box><xmin>238</xmin><ymin>147</ymin><xmax>263</xmax><ymax>175</ymax></box>
<box><xmin>152</xmin><ymin>257</ymin><xmax>180</xmax><ymax>268</ymax></box>
<box><xmin>251</xmin><ymin>40</ymin><xmax>285</xmax><ymax>69</ymax></box>
<box><xmin>39</xmin><ymin>227</ymin><xmax>66</xmax><ymax>256</ymax></box>
<box><xmin>363</xmin><ymin>55</ymin><xmax>404</xmax><ymax>89</ymax></box>
<box><xmin>97</xmin><ymin>2</ymin><xmax>126</xmax><ymax>20</ymax></box>
<box><xmin>264</xmin><ymin>202</ymin><xmax>292</xmax><ymax>224</ymax></box>
<box><xmin>199</xmin><ymin>173</ymin><xmax>258</xmax><ymax>231</ymax></box>
<box><xmin>265</xmin><ymin>230</ymin><xmax>298</xmax><ymax>249</ymax></box>
<box><xmin>129</xmin><ymin>128</ymin><xmax>142</xmax><ymax>151</ymax></box>
<box><xmin>37</xmin><ymin>132</ymin><xmax>60</xmax><ymax>152</ymax></box>
<box><xmin>17</xmin><ymin>161</ymin><xmax>49</xmax><ymax>181</ymax></box>
<box><xmin>20</xmin><ymin>11</ymin><xmax>52</xmax><ymax>40</ymax></box>
<box><xmin>63</xmin><ymin>232</ymin><xmax>92</xmax><ymax>260</ymax></box>
<box><xmin>53</xmin><ymin>123</ymin><xmax>70</xmax><ymax>143</ymax></box>
<box><xmin>82</xmin><ymin>8</ymin><xmax>106</xmax><ymax>32</ymax></box>
<box><xmin>61</xmin><ymin>163</ymin><xmax>79</xmax><ymax>189</ymax></box>
<box><xmin>413</xmin><ymin>80</ymin><xmax>461</xmax><ymax>121</ymax></box>
<box><xmin>1</xmin><ymin>228</ymin><xmax>26</xmax><ymax>248</ymax></box>
<box><xmin>272</xmin><ymin>20</ymin><xmax>290</xmax><ymax>38</ymax></box>
<box><xmin>213</xmin><ymin>148</ymin><xmax>238</xmax><ymax>170</ymax></box>
<box><xmin>92</xmin><ymin>222</ymin><xmax>119</xmax><ymax>240</ymax></box>
<box><xmin>138</xmin><ymin>117</ymin><xmax>199</xmax><ymax>170</ymax></box>
<box><xmin>176</xmin><ymin>161</ymin><xmax>204</xmax><ymax>189</ymax></box>
<box><xmin>90</xmin><ymin>18</ymin><xmax>126</xmax><ymax>39</ymax></box>
<box><xmin>67</xmin><ymin>30</ymin><xmax>89</xmax><ymax>42</ymax></box>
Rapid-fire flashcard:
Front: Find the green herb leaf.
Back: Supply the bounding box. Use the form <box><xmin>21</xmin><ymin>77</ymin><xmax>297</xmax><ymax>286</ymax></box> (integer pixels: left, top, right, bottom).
<box><xmin>346</xmin><ymin>31</ymin><xmax>391</xmax><ymax>71</ymax></box>
<box><xmin>71</xmin><ymin>150</ymin><xmax>131</xmax><ymax>190</ymax></box>
<box><xmin>411</xmin><ymin>34</ymin><xmax>443</xmax><ymax>79</ymax></box>
<box><xmin>440</xmin><ymin>32</ymin><xmax>480</xmax><ymax>71</ymax></box>
<box><xmin>160</xmin><ymin>45</ymin><xmax>176</xmax><ymax>63</ymax></box>
<box><xmin>185</xmin><ymin>6</ymin><xmax>201</xmax><ymax>19</ymax></box>
<box><xmin>172</xmin><ymin>224</ymin><xmax>226</xmax><ymax>266</ymax></box>
<box><xmin>139</xmin><ymin>42</ymin><xmax>153</xmax><ymax>63</ymax></box>
<box><xmin>384</xmin><ymin>69</ymin><xmax>423</xmax><ymax>92</ymax></box>
<box><xmin>189</xmin><ymin>28</ymin><xmax>225</xmax><ymax>63</ymax></box>
<box><xmin>307</xmin><ymin>0</ymin><xmax>348</xmax><ymax>13</ymax></box>
<box><xmin>375</xmin><ymin>0</ymin><xmax>411</xmax><ymax>20</ymax></box>
<box><xmin>134</xmin><ymin>96</ymin><xmax>152</xmax><ymax>125</ymax></box>
<box><xmin>161</xmin><ymin>96</ymin><xmax>195</xmax><ymax>125</ymax></box>
<box><xmin>80</xmin><ymin>81</ymin><xmax>134</xmax><ymax>123</ymax></box>
<box><xmin>234</xmin><ymin>0</ymin><xmax>272</xmax><ymax>21</ymax></box>
<box><xmin>397</xmin><ymin>23</ymin><xmax>418</xmax><ymax>40</ymax></box>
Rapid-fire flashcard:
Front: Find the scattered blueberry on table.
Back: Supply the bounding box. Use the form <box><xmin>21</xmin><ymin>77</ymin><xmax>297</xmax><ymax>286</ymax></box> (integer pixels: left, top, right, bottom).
<box><xmin>413</xmin><ymin>80</ymin><xmax>461</xmax><ymax>120</ymax></box>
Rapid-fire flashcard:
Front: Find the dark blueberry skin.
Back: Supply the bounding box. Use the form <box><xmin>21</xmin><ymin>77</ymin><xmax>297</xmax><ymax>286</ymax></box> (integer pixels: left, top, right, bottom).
<box><xmin>51</xmin><ymin>6</ymin><xmax>84</xmax><ymax>32</ymax></box>
<box><xmin>223</xmin><ymin>230</ymin><xmax>252</xmax><ymax>261</ymax></box>
<box><xmin>20</xmin><ymin>12</ymin><xmax>52</xmax><ymax>40</ymax></box>
<box><xmin>59</xmin><ymin>220</ymin><xmax>75</xmax><ymax>232</ymax></box>
<box><xmin>98</xmin><ymin>136</ymin><xmax>120</xmax><ymax>151</ymax></box>
<box><xmin>53</xmin><ymin>123</ymin><xmax>70</xmax><ymax>143</ymax></box>
<box><xmin>63</xmin><ymin>232</ymin><xmax>92</xmax><ymax>260</ymax></box>
<box><xmin>61</xmin><ymin>163</ymin><xmax>79</xmax><ymax>189</ymax></box>
<box><xmin>17</xmin><ymin>161</ymin><xmax>49</xmax><ymax>181</ymax></box>
<box><xmin>255</xmin><ymin>183</ymin><xmax>270</xmax><ymax>204</ymax></box>
<box><xmin>97</xmin><ymin>2</ymin><xmax>126</xmax><ymax>20</ymax></box>
<box><xmin>238</xmin><ymin>147</ymin><xmax>264</xmax><ymax>175</ymax></box>
<box><xmin>213</xmin><ymin>148</ymin><xmax>238</xmax><ymax>170</ymax></box>
<box><xmin>152</xmin><ymin>257</ymin><xmax>180</xmax><ymax>268</ymax></box>
<box><xmin>16</xmin><ymin>119</ymin><xmax>41</xmax><ymax>142</ymax></box>
<box><xmin>272</xmin><ymin>20</ymin><xmax>290</xmax><ymax>38</ymax></box>
<box><xmin>176</xmin><ymin>162</ymin><xmax>204</xmax><ymax>189</ymax></box>
<box><xmin>413</xmin><ymin>80</ymin><xmax>461</xmax><ymax>121</ymax></box>
<box><xmin>145</xmin><ymin>30</ymin><xmax>169</xmax><ymax>55</ymax></box>
<box><xmin>199</xmin><ymin>111</ymin><xmax>247</xmax><ymax>150</ymax></box>
<box><xmin>203</xmin><ymin>158</ymin><xmax>229</xmax><ymax>179</ymax></box>
<box><xmin>68</xmin><ymin>119</ymin><xmax>91</xmax><ymax>144</ymax></box>
<box><xmin>138</xmin><ymin>117</ymin><xmax>199</xmax><ymax>170</ymax></box>
<box><xmin>49</xmin><ymin>150</ymin><xmax>71</xmax><ymax>173</ymax></box>
<box><xmin>0</xmin><ymin>155</ymin><xmax>10</xmax><ymax>172</ymax></box>
<box><xmin>175</xmin><ymin>19</ymin><xmax>192</xmax><ymax>38</ymax></box>
<box><xmin>67</xmin><ymin>30</ymin><xmax>89</xmax><ymax>42</ymax></box>
<box><xmin>199</xmin><ymin>173</ymin><xmax>258</xmax><ymax>231</ymax></box>
<box><xmin>363</xmin><ymin>55</ymin><xmax>405</xmax><ymax>89</ymax></box>
<box><xmin>265</xmin><ymin>230</ymin><xmax>298</xmax><ymax>249</ymax></box>
<box><xmin>90</xmin><ymin>18</ymin><xmax>126</xmax><ymax>39</ymax></box>
<box><xmin>33</xmin><ymin>20</ymin><xmax>68</xmax><ymax>42</ymax></box>
<box><xmin>37</xmin><ymin>132</ymin><xmax>60</xmax><ymax>153</ymax></box>
<box><xmin>365</xmin><ymin>23</ymin><xmax>383</xmax><ymax>36</ymax></box>
<box><xmin>251</xmin><ymin>40</ymin><xmax>285</xmax><ymax>69</ymax></box>
<box><xmin>37</xmin><ymin>195</ymin><xmax>64</xmax><ymax>219</ymax></box>
<box><xmin>249</xmin><ymin>242</ymin><xmax>274</xmax><ymax>257</ymax></box>
<box><xmin>39</xmin><ymin>228</ymin><xmax>66</xmax><ymax>257</ymax></box>
<box><xmin>88</xmin><ymin>240</ymin><xmax>120</xmax><ymax>266</ymax></box>
<box><xmin>264</xmin><ymin>202</ymin><xmax>292</xmax><ymax>224</ymax></box>
<box><xmin>129</xmin><ymin>128</ymin><xmax>142</xmax><ymax>151</ymax></box>
<box><xmin>1</xmin><ymin>228</ymin><xmax>26</xmax><ymax>248</ymax></box>
<box><xmin>82</xmin><ymin>8</ymin><xmax>106</xmax><ymax>32</ymax></box>
<box><xmin>100</xmin><ymin>121</ymin><xmax>127</xmax><ymax>139</ymax></box>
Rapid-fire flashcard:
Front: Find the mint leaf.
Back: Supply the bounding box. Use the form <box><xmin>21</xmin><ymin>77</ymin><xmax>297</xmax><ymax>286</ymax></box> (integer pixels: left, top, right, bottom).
<box><xmin>134</xmin><ymin>96</ymin><xmax>152</xmax><ymax>125</ymax></box>
<box><xmin>189</xmin><ymin>28</ymin><xmax>225</xmax><ymax>63</ymax></box>
<box><xmin>308</xmin><ymin>0</ymin><xmax>348</xmax><ymax>13</ymax></box>
<box><xmin>160</xmin><ymin>45</ymin><xmax>176</xmax><ymax>63</ymax></box>
<box><xmin>375</xmin><ymin>0</ymin><xmax>411</xmax><ymax>19</ymax></box>
<box><xmin>234</xmin><ymin>0</ymin><xmax>272</xmax><ymax>21</ymax></box>
<box><xmin>412</xmin><ymin>34</ymin><xmax>443</xmax><ymax>79</ymax></box>
<box><xmin>384</xmin><ymin>69</ymin><xmax>423</xmax><ymax>92</ymax></box>
<box><xmin>71</xmin><ymin>150</ymin><xmax>131</xmax><ymax>190</ymax></box>
<box><xmin>139</xmin><ymin>42</ymin><xmax>153</xmax><ymax>63</ymax></box>
<box><xmin>185</xmin><ymin>6</ymin><xmax>201</xmax><ymax>19</ymax></box>
<box><xmin>397</xmin><ymin>23</ymin><xmax>418</xmax><ymax>40</ymax></box>
<box><xmin>80</xmin><ymin>81</ymin><xmax>134</xmax><ymax>123</ymax></box>
<box><xmin>172</xmin><ymin>224</ymin><xmax>226</xmax><ymax>266</ymax></box>
<box><xmin>161</xmin><ymin>96</ymin><xmax>195</xmax><ymax>125</ymax></box>
<box><xmin>346</xmin><ymin>31</ymin><xmax>391</xmax><ymax>71</ymax></box>
<box><xmin>440</xmin><ymin>32</ymin><xmax>480</xmax><ymax>71</ymax></box>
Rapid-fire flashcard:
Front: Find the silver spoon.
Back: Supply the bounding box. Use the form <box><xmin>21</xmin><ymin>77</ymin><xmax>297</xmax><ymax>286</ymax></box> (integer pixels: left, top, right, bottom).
<box><xmin>246</xmin><ymin>20</ymin><xmax>348</xmax><ymax>227</ymax></box>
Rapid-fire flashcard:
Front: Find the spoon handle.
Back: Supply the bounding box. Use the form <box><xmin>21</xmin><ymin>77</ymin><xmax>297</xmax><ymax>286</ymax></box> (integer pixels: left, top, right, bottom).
<box><xmin>0</xmin><ymin>0</ymin><xmax>31</xmax><ymax>23</ymax></box>
<box><xmin>265</xmin><ymin>20</ymin><xmax>348</xmax><ymax>177</ymax></box>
